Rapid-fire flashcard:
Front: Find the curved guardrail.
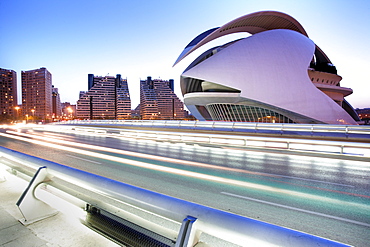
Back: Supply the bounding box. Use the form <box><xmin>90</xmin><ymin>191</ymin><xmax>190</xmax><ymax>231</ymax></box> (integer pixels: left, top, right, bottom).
<box><xmin>46</xmin><ymin>124</ymin><xmax>370</xmax><ymax>159</ymax></box>
<box><xmin>55</xmin><ymin>120</ymin><xmax>370</xmax><ymax>140</ymax></box>
<box><xmin>0</xmin><ymin>146</ymin><xmax>349</xmax><ymax>247</ymax></box>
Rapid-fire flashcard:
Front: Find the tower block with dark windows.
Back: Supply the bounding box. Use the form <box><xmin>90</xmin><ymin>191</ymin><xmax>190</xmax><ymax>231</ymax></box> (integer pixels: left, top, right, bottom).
<box><xmin>140</xmin><ymin>76</ymin><xmax>185</xmax><ymax>120</ymax></box>
<box><xmin>77</xmin><ymin>74</ymin><xmax>131</xmax><ymax>119</ymax></box>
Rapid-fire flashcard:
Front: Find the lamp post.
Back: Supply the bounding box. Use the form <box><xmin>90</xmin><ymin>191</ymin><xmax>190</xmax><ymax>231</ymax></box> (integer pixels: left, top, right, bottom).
<box><xmin>14</xmin><ymin>106</ymin><xmax>20</xmax><ymax>121</ymax></box>
<box><xmin>31</xmin><ymin>109</ymin><xmax>35</xmax><ymax>122</ymax></box>
<box><xmin>67</xmin><ymin>107</ymin><xmax>73</xmax><ymax>119</ymax></box>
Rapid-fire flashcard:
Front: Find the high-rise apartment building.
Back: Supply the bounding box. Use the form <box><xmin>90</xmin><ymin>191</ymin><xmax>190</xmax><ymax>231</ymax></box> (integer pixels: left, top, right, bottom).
<box><xmin>22</xmin><ymin>67</ymin><xmax>52</xmax><ymax>120</ymax></box>
<box><xmin>52</xmin><ymin>86</ymin><xmax>62</xmax><ymax>119</ymax></box>
<box><xmin>0</xmin><ymin>68</ymin><xmax>18</xmax><ymax>120</ymax></box>
<box><xmin>140</xmin><ymin>77</ymin><xmax>185</xmax><ymax>120</ymax></box>
<box><xmin>77</xmin><ymin>74</ymin><xmax>131</xmax><ymax>119</ymax></box>
<box><xmin>115</xmin><ymin>74</ymin><xmax>131</xmax><ymax>119</ymax></box>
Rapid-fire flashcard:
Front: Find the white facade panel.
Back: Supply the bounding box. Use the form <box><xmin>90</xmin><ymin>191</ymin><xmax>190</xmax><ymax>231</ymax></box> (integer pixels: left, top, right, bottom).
<box><xmin>181</xmin><ymin>29</ymin><xmax>357</xmax><ymax>125</ymax></box>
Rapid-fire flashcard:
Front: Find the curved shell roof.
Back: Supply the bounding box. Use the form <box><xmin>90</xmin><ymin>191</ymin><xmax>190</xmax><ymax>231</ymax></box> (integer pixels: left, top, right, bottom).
<box><xmin>181</xmin><ymin>29</ymin><xmax>357</xmax><ymax>124</ymax></box>
<box><xmin>174</xmin><ymin>11</ymin><xmax>330</xmax><ymax>66</ymax></box>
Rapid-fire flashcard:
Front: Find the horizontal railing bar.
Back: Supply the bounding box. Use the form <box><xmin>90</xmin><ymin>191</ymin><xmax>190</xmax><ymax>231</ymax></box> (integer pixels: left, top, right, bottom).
<box><xmin>54</xmin><ymin>120</ymin><xmax>370</xmax><ymax>136</ymax></box>
<box><xmin>48</xmin><ymin>125</ymin><xmax>370</xmax><ymax>158</ymax></box>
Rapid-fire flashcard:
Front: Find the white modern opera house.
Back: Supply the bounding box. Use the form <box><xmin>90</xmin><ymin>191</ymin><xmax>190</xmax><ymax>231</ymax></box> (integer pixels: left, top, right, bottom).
<box><xmin>174</xmin><ymin>11</ymin><xmax>360</xmax><ymax>125</ymax></box>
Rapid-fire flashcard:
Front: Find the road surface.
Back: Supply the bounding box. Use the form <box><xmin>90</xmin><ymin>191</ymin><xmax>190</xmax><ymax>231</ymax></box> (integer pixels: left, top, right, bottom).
<box><xmin>0</xmin><ymin>125</ymin><xmax>369</xmax><ymax>246</ymax></box>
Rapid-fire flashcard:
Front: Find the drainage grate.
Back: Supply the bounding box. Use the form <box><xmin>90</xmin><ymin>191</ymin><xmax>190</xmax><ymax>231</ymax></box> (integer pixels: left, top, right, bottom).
<box><xmin>85</xmin><ymin>205</ymin><xmax>175</xmax><ymax>247</ymax></box>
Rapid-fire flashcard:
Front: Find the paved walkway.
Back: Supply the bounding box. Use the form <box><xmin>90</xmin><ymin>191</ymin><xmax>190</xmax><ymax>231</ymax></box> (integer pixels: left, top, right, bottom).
<box><xmin>0</xmin><ymin>166</ymin><xmax>119</xmax><ymax>247</ymax></box>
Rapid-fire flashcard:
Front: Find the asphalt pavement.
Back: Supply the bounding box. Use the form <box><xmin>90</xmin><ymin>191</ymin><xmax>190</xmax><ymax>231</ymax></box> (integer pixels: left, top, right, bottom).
<box><xmin>1</xmin><ymin>126</ymin><xmax>369</xmax><ymax>246</ymax></box>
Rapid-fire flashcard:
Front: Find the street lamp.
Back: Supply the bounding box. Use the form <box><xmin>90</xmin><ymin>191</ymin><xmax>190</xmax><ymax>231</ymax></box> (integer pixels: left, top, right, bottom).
<box><xmin>67</xmin><ymin>107</ymin><xmax>73</xmax><ymax>119</ymax></box>
<box><xmin>14</xmin><ymin>106</ymin><xmax>20</xmax><ymax>121</ymax></box>
<box><xmin>31</xmin><ymin>109</ymin><xmax>35</xmax><ymax>121</ymax></box>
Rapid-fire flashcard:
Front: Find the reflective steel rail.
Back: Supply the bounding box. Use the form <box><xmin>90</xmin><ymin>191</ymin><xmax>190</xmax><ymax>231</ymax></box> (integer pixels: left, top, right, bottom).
<box><xmin>55</xmin><ymin>120</ymin><xmax>370</xmax><ymax>140</ymax></box>
<box><xmin>46</xmin><ymin>124</ymin><xmax>370</xmax><ymax>159</ymax></box>
<box><xmin>0</xmin><ymin>146</ymin><xmax>348</xmax><ymax>247</ymax></box>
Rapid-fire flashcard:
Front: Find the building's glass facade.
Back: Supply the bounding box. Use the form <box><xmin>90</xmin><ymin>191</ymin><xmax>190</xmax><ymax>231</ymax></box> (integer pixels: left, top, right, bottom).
<box><xmin>206</xmin><ymin>104</ymin><xmax>295</xmax><ymax>123</ymax></box>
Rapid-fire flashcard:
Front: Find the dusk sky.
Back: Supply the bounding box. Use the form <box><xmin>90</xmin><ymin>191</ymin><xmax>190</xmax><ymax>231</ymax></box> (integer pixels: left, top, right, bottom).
<box><xmin>1</xmin><ymin>0</ymin><xmax>369</xmax><ymax>109</ymax></box>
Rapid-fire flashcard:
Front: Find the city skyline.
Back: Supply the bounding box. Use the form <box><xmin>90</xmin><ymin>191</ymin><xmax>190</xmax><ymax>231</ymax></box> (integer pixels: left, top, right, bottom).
<box><xmin>1</xmin><ymin>0</ymin><xmax>370</xmax><ymax>109</ymax></box>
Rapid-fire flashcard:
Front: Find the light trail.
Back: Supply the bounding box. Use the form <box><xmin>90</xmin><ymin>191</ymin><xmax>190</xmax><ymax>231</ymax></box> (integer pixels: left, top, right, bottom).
<box><xmin>221</xmin><ymin>192</ymin><xmax>370</xmax><ymax>227</ymax></box>
<box><xmin>8</xmin><ymin>129</ymin><xmax>370</xmax><ymax>199</ymax></box>
<box><xmin>7</xmin><ymin>130</ymin><xmax>358</xmax><ymax>188</ymax></box>
<box><xmin>23</xmin><ymin>131</ymin><xmax>370</xmax><ymax>197</ymax></box>
<box><xmin>1</xmin><ymin>131</ymin><xmax>370</xmax><ymax>209</ymax></box>
<box><xmin>65</xmin><ymin>154</ymin><xmax>102</xmax><ymax>164</ymax></box>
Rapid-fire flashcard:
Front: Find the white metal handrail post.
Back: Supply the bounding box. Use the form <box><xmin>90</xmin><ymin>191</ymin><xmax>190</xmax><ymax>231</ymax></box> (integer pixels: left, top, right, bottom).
<box><xmin>175</xmin><ymin>216</ymin><xmax>199</xmax><ymax>247</ymax></box>
<box><xmin>16</xmin><ymin>166</ymin><xmax>57</xmax><ymax>225</ymax></box>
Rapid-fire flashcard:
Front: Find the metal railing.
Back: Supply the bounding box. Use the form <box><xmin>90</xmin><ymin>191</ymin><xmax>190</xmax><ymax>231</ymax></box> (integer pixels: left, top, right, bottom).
<box><xmin>0</xmin><ymin>146</ymin><xmax>348</xmax><ymax>247</ymax></box>
<box><xmin>55</xmin><ymin>120</ymin><xmax>370</xmax><ymax>140</ymax></box>
<box><xmin>47</xmin><ymin>125</ymin><xmax>370</xmax><ymax>159</ymax></box>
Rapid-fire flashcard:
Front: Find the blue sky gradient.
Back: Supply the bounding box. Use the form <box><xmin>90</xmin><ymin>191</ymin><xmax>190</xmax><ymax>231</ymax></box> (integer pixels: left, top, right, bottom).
<box><xmin>1</xmin><ymin>0</ymin><xmax>369</xmax><ymax>108</ymax></box>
